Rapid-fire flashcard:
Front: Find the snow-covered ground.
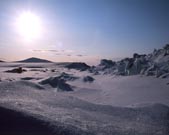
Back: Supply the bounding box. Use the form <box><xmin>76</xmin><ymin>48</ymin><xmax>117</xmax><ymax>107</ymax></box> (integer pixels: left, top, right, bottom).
<box><xmin>0</xmin><ymin>62</ymin><xmax>169</xmax><ymax>135</ymax></box>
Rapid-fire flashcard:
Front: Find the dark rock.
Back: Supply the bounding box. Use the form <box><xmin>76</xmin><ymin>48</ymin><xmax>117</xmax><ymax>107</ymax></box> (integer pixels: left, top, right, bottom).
<box><xmin>133</xmin><ymin>53</ymin><xmax>146</xmax><ymax>59</ymax></box>
<box><xmin>124</xmin><ymin>58</ymin><xmax>134</xmax><ymax>69</ymax></box>
<box><xmin>145</xmin><ymin>71</ymin><xmax>156</xmax><ymax>76</ymax></box>
<box><xmin>133</xmin><ymin>53</ymin><xmax>140</xmax><ymax>59</ymax></box>
<box><xmin>5</xmin><ymin>67</ymin><xmax>27</xmax><ymax>74</ymax></box>
<box><xmin>21</xmin><ymin>77</ymin><xmax>35</xmax><ymax>80</ymax></box>
<box><xmin>65</xmin><ymin>62</ymin><xmax>90</xmax><ymax>71</ymax></box>
<box><xmin>58</xmin><ymin>72</ymin><xmax>79</xmax><ymax>81</ymax></box>
<box><xmin>51</xmin><ymin>69</ymin><xmax>56</xmax><ymax>72</ymax></box>
<box><xmin>163</xmin><ymin>44</ymin><xmax>169</xmax><ymax>50</ymax></box>
<box><xmin>159</xmin><ymin>73</ymin><xmax>169</xmax><ymax>78</ymax></box>
<box><xmin>40</xmin><ymin>76</ymin><xmax>73</xmax><ymax>91</ymax></box>
<box><xmin>100</xmin><ymin>59</ymin><xmax>116</xmax><ymax>68</ymax></box>
<box><xmin>83</xmin><ymin>76</ymin><xmax>95</xmax><ymax>83</ymax></box>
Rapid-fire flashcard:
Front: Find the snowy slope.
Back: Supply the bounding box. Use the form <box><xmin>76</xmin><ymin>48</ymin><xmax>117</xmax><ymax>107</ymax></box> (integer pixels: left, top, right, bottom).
<box><xmin>0</xmin><ymin>80</ymin><xmax>169</xmax><ymax>135</ymax></box>
<box><xmin>0</xmin><ymin>61</ymin><xmax>169</xmax><ymax>134</ymax></box>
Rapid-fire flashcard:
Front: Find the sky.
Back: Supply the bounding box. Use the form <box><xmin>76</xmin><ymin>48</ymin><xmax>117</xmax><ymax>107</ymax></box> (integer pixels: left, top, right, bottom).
<box><xmin>0</xmin><ymin>0</ymin><xmax>169</xmax><ymax>64</ymax></box>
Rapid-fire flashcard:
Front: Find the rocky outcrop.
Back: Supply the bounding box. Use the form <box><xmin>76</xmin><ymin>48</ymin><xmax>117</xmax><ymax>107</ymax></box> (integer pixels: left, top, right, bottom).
<box><xmin>83</xmin><ymin>76</ymin><xmax>95</xmax><ymax>83</ymax></box>
<box><xmin>5</xmin><ymin>67</ymin><xmax>27</xmax><ymax>74</ymax></box>
<box><xmin>65</xmin><ymin>62</ymin><xmax>90</xmax><ymax>71</ymax></box>
<box><xmin>99</xmin><ymin>59</ymin><xmax>116</xmax><ymax>69</ymax></box>
<box><xmin>40</xmin><ymin>76</ymin><xmax>73</xmax><ymax>91</ymax></box>
<box><xmin>93</xmin><ymin>44</ymin><xmax>169</xmax><ymax>78</ymax></box>
<box><xmin>57</xmin><ymin>72</ymin><xmax>79</xmax><ymax>81</ymax></box>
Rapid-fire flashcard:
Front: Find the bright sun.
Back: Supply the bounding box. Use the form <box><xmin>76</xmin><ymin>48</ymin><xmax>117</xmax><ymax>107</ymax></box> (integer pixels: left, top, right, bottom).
<box><xmin>16</xmin><ymin>11</ymin><xmax>42</xmax><ymax>41</ymax></box>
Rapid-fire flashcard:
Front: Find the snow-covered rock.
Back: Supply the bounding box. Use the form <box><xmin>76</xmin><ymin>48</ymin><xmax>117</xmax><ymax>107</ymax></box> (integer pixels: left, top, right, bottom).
<box><xmin>159</xmin><ymin>73</ymin><xmax>169</xmax><ymax>78</ymax></box>
<box><xmin>58</xmin><ymin>72</ymin><xmax>79</xmax><ymax>81</ymax></box>
<box><xmin>65</xmin><ymin>62</ymin><xmax>90</xmax><ymax>71</ymax></box>
<box><xmin>99</xmin><ymin>59</ymin><xmax>116</xmax><ymax>68</ymax></box>
<box><xmin>5</xmin><ymin>67</ymin><xmax>27</xmax><ymax>74</ymax></box>
<box><xmin>40</xmin><ymin>76</ymin><xmax>73</xmax><ymax>91</ymax></box>
<box><xmin>93</xmin><ymin>44</ymin><xmax>169</xmax><ymax>78</ymax></box>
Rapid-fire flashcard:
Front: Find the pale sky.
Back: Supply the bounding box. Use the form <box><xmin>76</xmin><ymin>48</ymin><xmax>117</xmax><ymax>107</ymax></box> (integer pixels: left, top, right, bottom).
<box><xmin>0</xmin><ymin>0</ymin><xmax>169</xmax><ymax>64</ymax></box>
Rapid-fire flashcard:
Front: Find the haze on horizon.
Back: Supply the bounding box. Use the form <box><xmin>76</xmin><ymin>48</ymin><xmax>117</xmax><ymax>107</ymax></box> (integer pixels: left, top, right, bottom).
<box><xmin>0</xmin><ymin>0</ymin><xmax>169</xmax><ymax>64</ymax></box>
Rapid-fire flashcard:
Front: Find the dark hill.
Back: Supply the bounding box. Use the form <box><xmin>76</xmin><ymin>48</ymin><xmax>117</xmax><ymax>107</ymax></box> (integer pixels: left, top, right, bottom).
<box><xmin>17</xmin><ymin>57</ymin><xmax>52</xmax><ymax>63</ymax></box>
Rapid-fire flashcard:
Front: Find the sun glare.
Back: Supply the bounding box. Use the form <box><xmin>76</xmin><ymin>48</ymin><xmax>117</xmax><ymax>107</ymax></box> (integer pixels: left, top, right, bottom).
<box><xmin>15</xmin><ymin>11</ymin><xmax>42</xmax><ymax>41</ymax></box>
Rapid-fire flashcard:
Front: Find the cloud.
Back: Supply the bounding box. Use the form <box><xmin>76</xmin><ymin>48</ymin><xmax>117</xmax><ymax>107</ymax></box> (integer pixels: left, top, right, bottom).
<box><xmin>47</xmin><ymin>50</ymin><xmax>59</xmax><ymax>52</ymax></box>
<box><xmin>32</xmin><ymin>49</ymin><xmax>87</xmax><ymax>58</ymax></box>
<box><xmin>55</xmin><ymin>53</ymin><xmax>61</xmax><ymax>55</ymax></box>
<box><xmin>32</xmin><ymin>49</ymin><xmax>59</xmax><ymax>52</ymax></box>
<box><xmin>76</xmin><ymin>54</ymin><xmax>84</xmax><ymax>57</ymax></box>
<box><xmin>64</xmin><ymin>50</ymin><xmax>74</xmax><ymax>53</ymax></box>
<box><xmin>0</xmin><ymin>57</ymin><xmax>6</xmax><ymax>61</ymax></box>
<box><xmin>32</xmin><ymin>49</ymin><xmax>75</xmax><ymax>54</ymax></box>
<box><xmin>32</xmin><ymin>50</ymin><xmax>46</xmax><ymax>53</ymax></box>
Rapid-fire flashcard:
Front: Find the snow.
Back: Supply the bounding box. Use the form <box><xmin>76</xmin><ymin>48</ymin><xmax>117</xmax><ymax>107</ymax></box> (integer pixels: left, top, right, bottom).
<box><xmin>0</xmin><ymin>60</ymin><xmax>169</xmax><ymax>134</ymax></box>
<box><xmin>0</xmin><ymin>45</ymin><xmax>169</xmax><ymax>135</ymax></box>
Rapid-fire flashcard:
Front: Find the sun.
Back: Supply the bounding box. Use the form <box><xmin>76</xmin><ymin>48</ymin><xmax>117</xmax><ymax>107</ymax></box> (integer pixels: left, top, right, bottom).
<box><xmin>15</xmin><ymin>11</ymin><xmax>42</xmax><ymax>41</ymax></box>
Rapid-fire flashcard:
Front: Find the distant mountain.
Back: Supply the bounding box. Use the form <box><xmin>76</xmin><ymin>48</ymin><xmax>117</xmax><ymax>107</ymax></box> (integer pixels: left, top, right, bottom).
<box><xmin>17</xmin><ymin>57</ymin><xmax>52</xmax><ymax>63</ymax></box>
<box><xmin>0</xmin><ymin>60</ymin><xmax>4</xmax><ymax>62</ymax></box>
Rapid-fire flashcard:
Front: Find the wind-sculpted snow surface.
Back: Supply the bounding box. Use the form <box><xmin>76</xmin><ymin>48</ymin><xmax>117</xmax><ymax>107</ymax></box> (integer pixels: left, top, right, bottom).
<box><xmin>0</xmin><ymin>81</ymin><xmax>169</xmax><ymax>135</ymax></box>
<box><xmin>93</xmin><ymin>44</ymin><xmax>169</xmax><ymax>78</ymax></box>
